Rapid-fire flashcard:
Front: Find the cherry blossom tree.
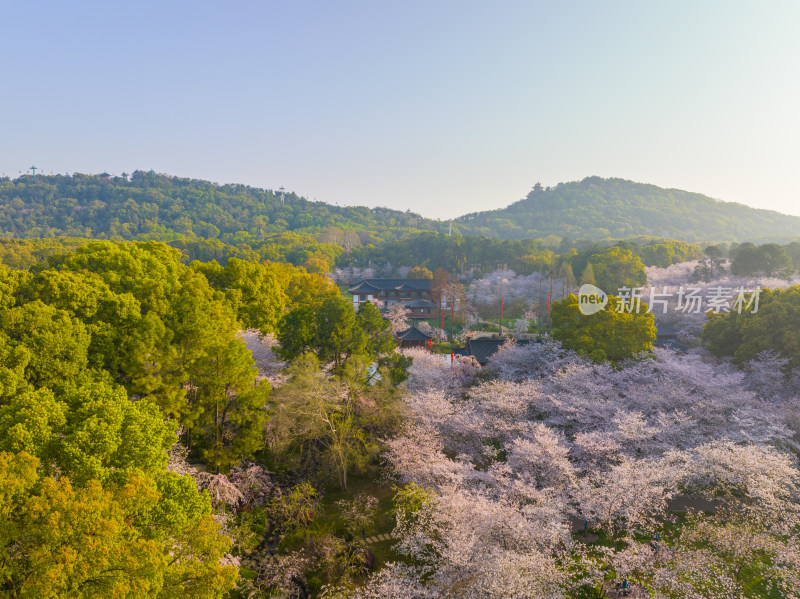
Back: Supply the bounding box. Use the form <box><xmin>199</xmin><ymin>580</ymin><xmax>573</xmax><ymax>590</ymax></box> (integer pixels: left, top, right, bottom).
<box><xmin>486</xmin><ymin>339</ymin><xmax>571</xmax><ymax>381</ymax></box>
<box><xmin>650</xmin><ymin>513</ymin><xmax>800</xmax><ymax>598</ymax></box>
<box><xmin>330</xmin><ymin>563</ymin><xmax>430</xmax><ymax>599</ymax></box>
<box><xmin>241</xmin><ymin>330</ymin><xmax>288</xmax><ymax>387</ymax></box>
<box><xmin>573</xmin><ymin>456</ymin><xmax>683</xmax><ymax>539</ymax></box>
<box><xmin>385</xmin><ymin>302</ymin><xmax>409</xmax><ymax>334</ymax></box>
<box><xmin>468</xmin><ymin>269</ymin><xmax>563</xmax><ymax>306</ymax></box>
<box><xmin>246</xmin><ymin>550</ymin><xmax>312</xmax><ymax>599</ymax></box>
<box><xmin>506</xmin><ymin>424</ymin><xmax>575</xmax><ymax>494</ymax></box>
<box><xmin>196</xmin><ymin>471</ymin><xmax>245</xmax><ymax>510</ymax></box>
<box><xmin>511</xmin><ymin>317</ymin><xmax>530</xmax><ymax>337</ymax></box>
<box><xmin>683</xmin><ymin>441</ymin><xmax>800</xmax><ymax>531</ymax></box>
<box><xmin>403</xmin><ymin>348</ymin><xmax>477</xmax><ymax>396</ymax></box>
<box><xmin>336</xmin><ymin>493</ymin><xmax>379</xmax><ymax>539</ymax></box>
<box><xmin>228</xmin><ymin>461</ymin><xmax>274</xmax><ymax>509</ymax></box>
<box><xmin>344</xmin><ymin>298</ymin><xmax>800</xmax><ymax>596</ymax></box>
<box><xmin>416</xmin><ymin>320</ymin><xmax>447</xmax><ymax>343</ymax></box>
<box><xmin>386</xmin><ymin>483</ymin><xmax>566</xmax><ymax>598</ymax></box>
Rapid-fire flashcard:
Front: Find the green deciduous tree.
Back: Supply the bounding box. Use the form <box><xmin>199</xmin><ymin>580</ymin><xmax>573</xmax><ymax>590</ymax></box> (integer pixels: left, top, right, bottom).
<box><xmin>1</xmin><ymin>300</ymin><xmax>91</xmax><ymax>391</ymax></box>
<box><xmin>276</xmin><ymin>306</ymin><xmax>317</xmax><ymax>359</ymax></box>
<box><xmin>407</xmin><ymin>266</ymin><xmax>433</xmax><ymax>279</ymax></box>
<box><xmin>731</xmin><ymin>243</ymin><xmax>794</xmax><ymax>278</ymax></box>
<box><xmin>551</xmin><ymin>294</ymin><xmax>656</xmax><ymax>363</ymax></box>
<box><xmin>357</xmin><ymin>301</ymin><xmax>394</xmax><ymax>357</ymax></box>
<box><xmin>0</xmin><ymin>454</ymin><xmax>237</xmax><ymax>598</ymax></box>
<box><xmin>703</xmin><ymin>286</ymin><xmax>800</xmax><ymax>368</ymax></box>
<box><xmin>268</xmin><ymin>356</ymin><xmax>372</xmax><ymax>490</ymax></box>
<box><xmin>192</xmin><ymin>257</ymin><xmax>283</xmax><ymax>335</ymax></box>
<box><xmin>579</xmin><ymin>262</ymin><xmax>597</xmax><ymax>286</ymax></box>
<box><xmin>267</xmin><ymin>356</ymin><xmax>400</xmax><ymax>490</ymax></box>
<box><xmin>315</xmin><ymin>297</ymin><xmax>367</xmax><ymax>370</ymax></box>
<box><xmin>158</xmin><ymin>275</ymin><xmax>269</xmax><ymax>472</ymax></box>
<box><xmin>277</xmin><ymin>297</ymin><xmax>410</xmax><ymax>384</ymax></box>
<box><xmin>587</xmin><ymin>247</ymin><xmax>647</xmax><ymax>293</ymax></box>
<box><xmin>0</xmin><ymin>375</ymin><xmax>175</xmax><ymax>486</ymax></box>
<box><xmin>191</xmin><ymin>338</ymin><xmax>270</xmax><ymax>474</ymax></box>
<box><xmin>693</xmin><ymin>244</ymin><xmax>727</xmax><ymax>281</ymax></box>
<box><xmin>277</xmin><ymin>297</ymin><xmax>367</xmax><ymax>374</ymax></box>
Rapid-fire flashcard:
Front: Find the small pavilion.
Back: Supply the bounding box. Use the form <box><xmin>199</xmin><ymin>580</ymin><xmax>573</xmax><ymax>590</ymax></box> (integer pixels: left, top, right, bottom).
<box><xmin>395</xmin><ymin>325</ymin><xmax>433</xmax><ymax>349</ymax></box>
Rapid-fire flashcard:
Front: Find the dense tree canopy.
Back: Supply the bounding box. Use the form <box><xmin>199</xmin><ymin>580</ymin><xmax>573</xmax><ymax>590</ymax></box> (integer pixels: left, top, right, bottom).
<box><xmin>0</xmin><ymin>245</ymin><xmax>248</xmax><ymax>595</ymax></box>
<box><xmin>339</xmin><ymin>231</ymin><xmax>543</xmax><ymax>275</ymax></box>
<box><xmin>339</xmin><ymin>231</ymin><xmax>701</xmax><ymax>279</ymax></box>
<box><xmin>276</xmin><ymin>298</ymin><xmax>407</xmax><ymax>383</ymax></box>
<box><xmin>267</xmin><ymin>355</ymin><xmax>406</xmax><ymax>491</ymax></box>
<box><xmin>703</xmin><ymin>285</ymin><xmax>800</xmax><ymax>368</ymax></box>
<box><xmin>4</xmin><ymin>172</ymin><xmax>800</xmax><ymax>597</ymax></box>
<box><xmin>2</xmin><ymin>174</ymin><xmax>799</xmax><ymax>247</ymax></box>
<box><xmin>0</xmin><ymin>238</ymin><xmax>365</xmax><ymax>596</ymax></box>
<box><xmin>454</xmin><ymin>176</ymin><xmax>800</xmax><ymax>242</ymax></box>
<box><xmin>0</xmin><ymin>172</ymin><xmax>444</xmax><ymax>243</ymax></box>
<box><xmin>586</xmin><ymin>246</ymin><xmax>648</xmax><ymax>293</ymax></box>
<box><xmin>730</xmin><ymin>242</ymin><xmax>794</xmax><ymax>278</ymax></box>
<box><xmin>551</xmin><ymin>294</ymin><xmax>656</xmax><ymax>363</ymax></box>
<box><xmin>0</xmin><ymin>452</ymin><xmax>236</xmax><ymax>598</ymax></box>
<box><xmin>344</xmin><ymin>334</ymin><xmax>800</xmax><ymax>598</ymax></box>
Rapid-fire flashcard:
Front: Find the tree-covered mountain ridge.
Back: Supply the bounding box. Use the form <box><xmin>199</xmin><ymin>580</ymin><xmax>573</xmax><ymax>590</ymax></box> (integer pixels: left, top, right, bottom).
<box><xmin>0</xmin><ymin>171</ymin><xmax>447</xmax><ymax>242</ymax></box>
<box><xmin>455</xmin><ymin>176</ymin><xmax>800</xmax><ymax>243</ymax></box>
<box><xmin>2</xmin><ymin>171</ymin><xmax>799</xmax><ymax>243</ymax></box>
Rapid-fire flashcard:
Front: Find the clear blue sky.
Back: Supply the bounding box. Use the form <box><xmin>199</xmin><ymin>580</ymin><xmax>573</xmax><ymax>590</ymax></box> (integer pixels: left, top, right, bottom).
<box><xmin>2</xmin><ymin>1</ymin><xmax>799</xmax><ymax>219</ymax></box>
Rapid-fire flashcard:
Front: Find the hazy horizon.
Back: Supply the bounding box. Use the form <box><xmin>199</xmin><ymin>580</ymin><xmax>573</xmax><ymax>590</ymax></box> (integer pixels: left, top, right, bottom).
<box><xmin>3</xmin><ymin>1</ymin><xmax>799</xmax><ymax>220</ymax></box>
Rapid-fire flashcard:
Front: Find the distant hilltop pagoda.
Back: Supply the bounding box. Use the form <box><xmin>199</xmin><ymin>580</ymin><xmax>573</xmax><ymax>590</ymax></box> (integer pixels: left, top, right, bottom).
<box><xmin>532</xmin><ymin>182</ymin><xmax>544</xmax><ymax>193</ymax></box>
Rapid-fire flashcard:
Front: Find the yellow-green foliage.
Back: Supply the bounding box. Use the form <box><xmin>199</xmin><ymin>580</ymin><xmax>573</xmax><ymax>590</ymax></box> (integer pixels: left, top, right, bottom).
<box><xmin>551</xmin><ymin>294</ymin><xmax>656</xmax><ymax>363</ymax></box>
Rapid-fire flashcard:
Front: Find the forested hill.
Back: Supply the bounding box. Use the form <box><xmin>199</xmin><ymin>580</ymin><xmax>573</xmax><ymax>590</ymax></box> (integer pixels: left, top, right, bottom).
<box><xmin>3</xmin><ymin>172</ymin><xmax>800</xmax><ymax>244</ymax></box>
<box><xmin>0</xmin><ymin>171</ymin><xmax>444</xmax><ymax>242</ymax></box>
<box><xmin>454</xmin><ymin>177</ymin><xmax>800</xmax><ymax>243</ymax></box>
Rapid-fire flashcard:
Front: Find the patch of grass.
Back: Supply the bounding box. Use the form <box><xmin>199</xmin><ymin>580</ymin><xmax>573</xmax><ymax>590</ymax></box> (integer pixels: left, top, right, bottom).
<box><xmin>368</xmin><ymin>538</ymin><xmax>399</xmax><ymax>569</ymax></box>
<box><xmin>317</xmin><ymin>473</ymin><xmax>397</xmax><ymax>539</ymax></box>
<box><xmin>571</xmin><ymin>527</ymin><xmax>626</xmax><ymax>551</ymax></box>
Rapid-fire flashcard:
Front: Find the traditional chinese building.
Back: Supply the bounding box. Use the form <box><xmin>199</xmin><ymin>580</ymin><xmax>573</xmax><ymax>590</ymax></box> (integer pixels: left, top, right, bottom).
<box><xmin>348</xmin><ymin>278</ymin><xmax>434</xmax><ymax>319</ymax></box>
<box><xmin>655</xmin><ymin>322</ymin><xmax>678</xmax><ymax>342</ymax></box>
<box><xmin>654</xmin><ymin>322</ymin><xmax>689</xmax><ymax>353</ymax></box>
<box><xmin>395</xmin><ymin>325</ymin><xmax>433</xmax><ymax>348</ymax></box>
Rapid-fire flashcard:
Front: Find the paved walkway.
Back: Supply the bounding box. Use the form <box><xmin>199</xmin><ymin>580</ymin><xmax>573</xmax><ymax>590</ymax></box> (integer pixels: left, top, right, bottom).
<box><xmin>364</xmin><ymin>532</ymin><xmax>399</xmax><ymax>545</ymax></box>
